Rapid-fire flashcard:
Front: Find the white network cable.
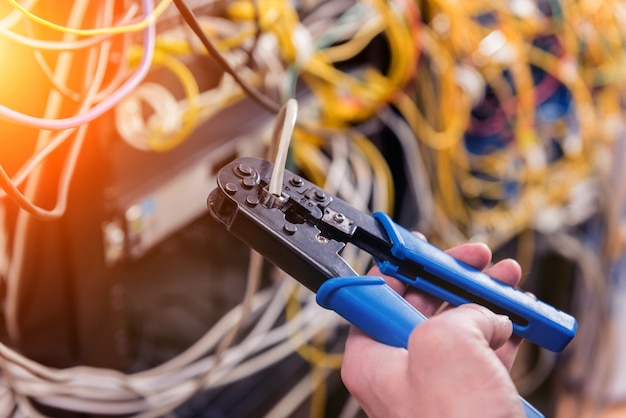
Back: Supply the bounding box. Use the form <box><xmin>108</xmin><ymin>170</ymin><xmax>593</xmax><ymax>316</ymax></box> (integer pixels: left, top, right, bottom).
<box><xmin>0</xmin><ymin>279</ymin><xmax>341</xmax><ymax>416</ymax></box>
<box><xmin>269</xmin><ymin>98</ymin><xmax>299</xmax><ymax>196</ymax></box>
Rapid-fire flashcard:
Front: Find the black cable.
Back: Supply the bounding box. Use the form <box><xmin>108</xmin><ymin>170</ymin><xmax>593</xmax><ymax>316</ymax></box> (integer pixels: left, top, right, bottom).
<box><xmin>172</xmin><ymin>0</ymin><xmax>283</xmax><ymax>114</ymax></box>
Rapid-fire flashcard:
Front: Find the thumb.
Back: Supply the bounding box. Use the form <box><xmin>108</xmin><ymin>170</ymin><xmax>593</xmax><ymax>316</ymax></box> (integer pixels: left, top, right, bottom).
<box><xmin>455</xmin><ymin>304</ymin><xmax>513</xmax><ymax>350</ymax></box>
<box><xmin>408</xmin><ymin>304</ymin><xmax>513</xmax><ymax>357</ymax></box>
<box><xmin>405</xmin><ymin>305</ymin><xmax>524</xmax><ymax>418</ymax></box>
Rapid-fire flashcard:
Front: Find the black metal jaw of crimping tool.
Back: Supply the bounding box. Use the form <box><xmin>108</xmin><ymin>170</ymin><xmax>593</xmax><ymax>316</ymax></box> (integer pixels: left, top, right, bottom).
<box><xmin>207</xmin><ymin>157</ymin><xmax>388</xmax><ymax>291</ymax></box>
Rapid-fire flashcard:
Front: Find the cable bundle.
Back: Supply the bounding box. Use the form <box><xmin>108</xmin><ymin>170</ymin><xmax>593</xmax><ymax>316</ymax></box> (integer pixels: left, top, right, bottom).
<box><xmin>394</xmin><ymin>0</ymin><xmax>625</xmax><ymax>250</ymax></box>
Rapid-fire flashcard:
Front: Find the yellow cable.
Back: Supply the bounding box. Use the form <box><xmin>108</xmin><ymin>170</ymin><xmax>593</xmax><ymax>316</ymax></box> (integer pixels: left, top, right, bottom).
<box><xmin>321</xmin><ymin>17</ymin><xmax>386</xmax><ymax>63</ymax></box>
<box><xmin>369</xmin><ymin>0</ymin><xmax>415</xmax><ymax>93</ymax></box>
<box><xmin>155</xmin><ymin>25</ymin><xmax>256</xmax><ymax>55</ymax></box>
<box><xmin>127</xmin><ymin>46</ymin><xmax>200</xmax><ymax>152</ymax></box>
<box><xmin>291</xmin><ymin>132</ymin><xmax>328</xmax><ymax>187</ymax></box>
<box><xmin>394</xmin><ymin>88</ymin><xmax>469</xmax><ymax>151</ymax></box>
<box><xmin>307</xmin><ymin>60</ymin><xmax>384</xmax><ymax>123</ymax></box>
<box><xmin>227</xmin><ymin>0</ymin><xmax>300</xmax><ymax>64</ymax></box>
<box><xmin>309</xmin><ymin>332</ymin><xmax>329</xmax><ymax>418</ymax></box>
<box><xmin>406</xmin><ymin>0</ymin><xmax>614</xmax><ymax>247</ymax></box>
<box><xmin>300</xmin><ymin>0</ymin><xmax>417</xmax><ymax>125</ymax></box>
<box><xmin>5</xmin><ymin>0</ymin><xmax>172</xmax><ymax>36</ymax></box>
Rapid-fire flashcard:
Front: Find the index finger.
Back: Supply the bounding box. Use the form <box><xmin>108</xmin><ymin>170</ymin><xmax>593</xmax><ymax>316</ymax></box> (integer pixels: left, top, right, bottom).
<box><xmin>403</xmin><ymin>242</ymin><xmax>494</xmax><ymax>317</ymax></box>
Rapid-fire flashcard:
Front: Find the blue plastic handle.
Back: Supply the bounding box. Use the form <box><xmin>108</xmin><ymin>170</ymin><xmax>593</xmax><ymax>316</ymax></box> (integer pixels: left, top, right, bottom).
<box><xmin>317</xmin><ymin>276</ymin><xmax>428</xmax><ymax>347</ymax></box>
<box><xmin>373</xmin><ymin>211</ymin><xmax>577</xmax><ymax>352</ymax></box>
<box><xmin>316</xmin><ymin>276</ymin><xmax>544</xmax><ymax>418</ymax></box>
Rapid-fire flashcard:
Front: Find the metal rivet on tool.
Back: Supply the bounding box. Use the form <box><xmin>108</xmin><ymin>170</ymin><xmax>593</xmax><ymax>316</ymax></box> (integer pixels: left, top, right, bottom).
<box><xmin>314</xmin><ymin>190</ymin><xmax>326</xmax><ymax>201</ymax></box>
<box><xmin>246</xmin><ymin>195</ymin><xmax>259</xmax><ymax>207</ymax></box>
<box><xmin>236</xmin><ymin>164</ymin><xmax>253</xmax><ymax>176</ymax></box>
<box><xmin>333</xmin><ymin>213</ymin><xmax>345</xmax><ymax>223</ymax></box>
<box><xmin>284</xmin><ymin>223</ymin><xmax>297</xmax><ymax>235</ymax></box>
<box><xmin>225</xmin><ymin>183</ymin><xmax>238</xmax><ymax>195</ymax></box>
<box><xmin>290</xmin><ymin>176</ymin><xmax>304</xmax><ymax>187</ymax></box>
<box><xmin>242</xmin><ymin>177</ymin><xmax>257</xmax><ymax>189</ymax></box>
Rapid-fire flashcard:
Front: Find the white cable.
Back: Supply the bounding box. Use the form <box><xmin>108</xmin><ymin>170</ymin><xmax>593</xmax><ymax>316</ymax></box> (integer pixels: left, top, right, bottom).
<box><xmin>301</xmin><ymin>0</ymin><xmax>364</xmax><ymax>38</ymax></box>
<box><xmin>378</xmin><ymin>107</ymin><xmax>435</xmax><ymax>227</ymax></box>
<box><xmin>0</xmin><ymin>288</ymin><xmax>275</xmax><ymax>413</ymax></box>
<box><xmin>0</xmin><ymin>232</ymin><xmax>275</xmax><ymax>416</ymax></box>
<box><xmin>31</xmin><ymin>50</ymin><xmax>82</xmax><ymax>101</ymax></box>
<box><xmin>262</xmin><ymin>366</ymin><xmax>331</xmax><ymax>418</ymax></box>
<box><xmin>321</xmin><ymin>134</ymin><xmax>372</xmax><ymax>212</ymax></box>
<box><xmin>115</xmin><ymin>82</ymin><xmax>182</xmax><ymax>151</ymax></box>
<box><xmin>338</xmin><ymin>394</ymin><xmax>363</xmax><ymax>418</ymax></box>
<box><xmin>346</xmin><ymin>139</ymin><xmax>374</xmax><ymax>211</ymax></box>
<box><xmin>3</xmin><ymin>280</ymin><xmax>328</xmax><ymax>407</ymax></box>
<box><xmin>323</xmin><ymin>134</ymin><xmax>351</xmax><ymax>195</ymax></box>
<box><xmin>5</xmin><ymin>289</ymin><xmax>335</xmax><ymax>415</ymax></box>
<box><xmin>0</xmin><ymin>280</ymin><xmax>292</xmax><ymax>387</ymax></box>
<box><xmin>0</xmin><ymin>376</ymin><xmax>16</xmax><ymax>417</ymax></box>
<box><xmin>208</xmin><ymin>307</ymin><xmax>339</xmax><ymax>388</ymax></box>
<box><xmin>128</xmin><ymin>285</ymin><xmax>320</xmax><ymax>393</ymax></box>
<box><xmin>269</xmin><ymin>98</ymin><xmax>298</xmax><ymax>196</ymax></box>
<box><xmin>253</xmin><ymin>33</ymin><xmax>290</xmax><ymax>96</ymax></box>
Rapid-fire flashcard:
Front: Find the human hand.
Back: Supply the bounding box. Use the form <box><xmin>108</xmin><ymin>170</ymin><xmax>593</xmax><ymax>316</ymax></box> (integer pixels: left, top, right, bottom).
<box><xmin>341</xmin><ymin>242</ymin><xmax>525</xmax><ymax>418</ymax></box>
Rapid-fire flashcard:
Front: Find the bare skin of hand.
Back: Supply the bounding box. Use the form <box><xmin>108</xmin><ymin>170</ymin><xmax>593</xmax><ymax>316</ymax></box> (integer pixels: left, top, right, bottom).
<box><xmin>341</xmin><ymin>242</ymin><xmax>525</xmax><ymax>418</ymax></box>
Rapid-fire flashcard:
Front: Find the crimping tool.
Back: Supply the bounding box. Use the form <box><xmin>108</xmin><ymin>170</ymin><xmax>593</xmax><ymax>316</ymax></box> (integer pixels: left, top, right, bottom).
<box><xmin>207</xmin><ymin>156</ymin><xmax>577</xmax><ymax>418</ymax></box>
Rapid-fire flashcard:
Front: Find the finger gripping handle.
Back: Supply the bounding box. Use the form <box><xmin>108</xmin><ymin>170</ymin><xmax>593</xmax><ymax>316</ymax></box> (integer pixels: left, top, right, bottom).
<box><xmin>316</xmin><ymin>276</ymin><xmax>544</xmax><ymax>418</ymax></box>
